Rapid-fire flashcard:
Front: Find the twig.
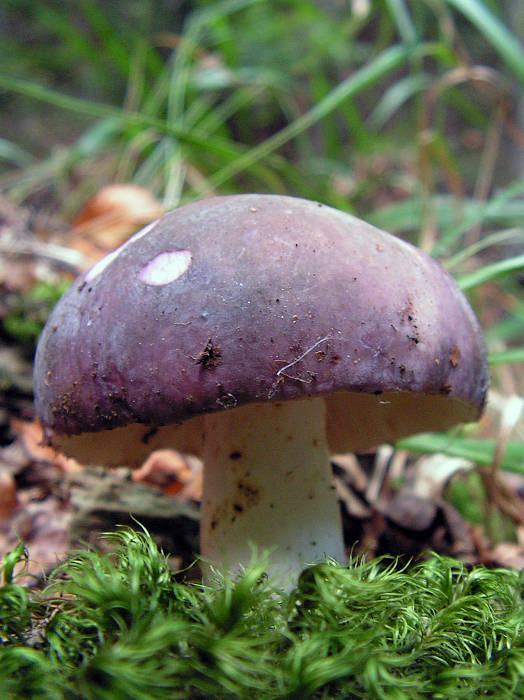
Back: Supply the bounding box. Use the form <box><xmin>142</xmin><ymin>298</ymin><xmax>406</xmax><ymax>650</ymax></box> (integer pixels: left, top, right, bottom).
<box><xmin>0</xmin><ymin>238</ymin><xmax>87</xmax><ymax>272</ymax></box>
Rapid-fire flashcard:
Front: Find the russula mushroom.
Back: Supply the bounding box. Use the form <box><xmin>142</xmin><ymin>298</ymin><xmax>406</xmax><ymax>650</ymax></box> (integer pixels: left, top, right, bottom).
<box><xmin>34</xmin><ymin>194</ymin><xmax>488</xmax><ymax>584</ymax></box>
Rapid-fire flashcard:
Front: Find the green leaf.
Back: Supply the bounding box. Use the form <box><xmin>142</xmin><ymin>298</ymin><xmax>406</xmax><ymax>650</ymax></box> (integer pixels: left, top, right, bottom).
<box><xmin>367</xmin><ymin>184</ymin><xmax>524</xmax><ymax>242</ymax></box>
<box><xmin>446</xmin><ymin>0</ymin><xmax>524</xmax><ymax>85</ymax></box>
<box><xmin>397</xmin><ymin>432</ymin><xmax>524</xmax><ymax>475</ymax></box>
<box><xmin>457</xmin><ymin>254</ymin><xmax>524</xmax><ymax>290</ymax></box>
<box><xmin>368</xmin><ymin>73</ymin><xmax>431</xmax><ymax>130</ymax></box>
<box><xmin>488</xmin><ymin>348</ymin><xmax>524</xmax><ymax>366</ymax></box>
<box><xmin>203</xmin><ymin>42</ymin><xmax>417</xmax><ymax>191</ymax></box>
<box><xmin>0</xmin><ymin>137</ymin><xmax>33</xmax><ymax>166</ymax></box>
<box><xmin>384</xmin><ymin>0</ymin><xmax>417</xmax><ymax>44</ymax></box>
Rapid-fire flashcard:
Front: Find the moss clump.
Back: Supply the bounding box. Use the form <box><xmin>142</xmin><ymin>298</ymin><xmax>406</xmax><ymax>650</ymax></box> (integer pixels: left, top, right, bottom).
<box><xmin>3</xmin><ymin>280</ymin><xmax>70</xmax><ymax>347</ymax></box>
<box><xmin>1</xmin><ymin>527</ymin><xmax>523</xmax><ymax>699</ymax></box>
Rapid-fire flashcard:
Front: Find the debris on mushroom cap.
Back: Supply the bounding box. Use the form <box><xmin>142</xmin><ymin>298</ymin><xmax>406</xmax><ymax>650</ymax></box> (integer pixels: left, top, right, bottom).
<box><xmin>34</xmin><ymin>194</ymin><xmax>488</xmax><ymax>465</ymax></box>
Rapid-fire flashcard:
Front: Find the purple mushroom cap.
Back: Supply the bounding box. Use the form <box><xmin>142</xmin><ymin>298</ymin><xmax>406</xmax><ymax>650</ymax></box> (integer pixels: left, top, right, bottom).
<box><xmin>34</xmin><ymin>194</ymin><xmax>488</xmax><ymax>464</ymax></box>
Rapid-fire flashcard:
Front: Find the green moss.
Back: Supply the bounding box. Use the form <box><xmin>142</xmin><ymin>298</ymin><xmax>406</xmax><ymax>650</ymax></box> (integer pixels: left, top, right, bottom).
<box><xmin>3</xmin><ymin>280</ymin><xmax>70</xmax><ymax>347</ymax></box>
<box><xmin>1</xmin><ymin>527</ymin><xmax>523</xmax><ymax>698</ymax></box>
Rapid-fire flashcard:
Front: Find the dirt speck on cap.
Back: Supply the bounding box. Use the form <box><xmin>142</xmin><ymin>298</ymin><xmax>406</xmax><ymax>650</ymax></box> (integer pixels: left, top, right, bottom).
<box><xmin>194</xmin><ymin>338</ymin><xmax>222</xmax><ymax>368</ymax></box>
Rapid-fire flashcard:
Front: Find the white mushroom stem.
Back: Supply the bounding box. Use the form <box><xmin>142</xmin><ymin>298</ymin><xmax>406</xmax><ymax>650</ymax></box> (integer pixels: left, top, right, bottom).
<box><xmin>200</xmin><ymin>397</ymin><xmax>345</xmax><ymax>587</ymax></box>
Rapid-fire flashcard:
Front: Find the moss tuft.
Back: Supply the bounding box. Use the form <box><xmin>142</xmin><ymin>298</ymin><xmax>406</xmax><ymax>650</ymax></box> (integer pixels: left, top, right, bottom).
<box><xmin>1</xmin><ymin>527</ymin><xmax>523</xmax><ymax>698</ymax></box>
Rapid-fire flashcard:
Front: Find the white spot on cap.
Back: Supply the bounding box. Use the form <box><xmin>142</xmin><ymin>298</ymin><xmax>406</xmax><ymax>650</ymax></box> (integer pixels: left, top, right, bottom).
<box><xmin>84</xmin><ymin>219</ymin><xmax>159</xmax><ymax>283</ymax></box>
<box><xmin>138</xmin><ymin>249</ymin><xmax>192</xmax><ymax>286</ymax></box>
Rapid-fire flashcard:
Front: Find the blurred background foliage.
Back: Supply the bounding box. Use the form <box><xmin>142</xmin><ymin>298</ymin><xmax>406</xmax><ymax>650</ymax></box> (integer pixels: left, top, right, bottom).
<box><xmin>0</xmin><ymin>0</ymin><xmax>522</xmax><ymax>543</ymax></box>
<box><xmin>1</xmin><ymin>0</ymin><xmax>523</xmax><ymax>223</ymax></box>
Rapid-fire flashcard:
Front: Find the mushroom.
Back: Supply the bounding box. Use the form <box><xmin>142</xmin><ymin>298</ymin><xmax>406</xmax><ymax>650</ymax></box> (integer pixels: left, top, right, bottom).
<box><xmin>34</xmin><ymin>194</ymin><xmax>488</xmax><ymax>584</ymax></box>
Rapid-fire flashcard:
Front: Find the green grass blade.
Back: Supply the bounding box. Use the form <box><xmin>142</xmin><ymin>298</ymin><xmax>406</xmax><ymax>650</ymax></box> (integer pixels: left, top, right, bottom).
<box><xmin>73</xmin><ymin>117</ymin><xmax>125</xmax><ymax>159</ymax></box>
<box><xmin>0</xmin><ymin>72</ymin><xmax>151</xmax><ymax>126</ymax></box>
<box><xmin>446</xmin><ymin>0</ymin><xmax>524</xmax><ymax>85</ymax></box>
<box><xmin>0</xmin><ymin>73</ymin><xmax>265</xmax><ymax>172</ymax></box>
<box><xmin>77</xmin><ymin>0</ymin><xmax>132</xmax><ymax>78</ymax></box>
<box><xmin>457</xmin><ymin>254</ymin><xmax>524</xmax><ymax>290</ymax></box>
<box><xmin>397</xmin><ymin>433</ymin><xmax>524</xmax><ymax>475</ymax></box>
<box><xmin>445</xmin><ymin>229</ymin><xmax>524</xmax><ymax>270</ymax></box>
<box><xmin>431</xmin><ymin>179</ymin><xmax>524</xmax><ymax>256</ymax></box>
<box><xmin>35</xmin><ymin>4</ymin><xmax>105</xmax><ymax>70</ymax></box>
<box><xmin>485</xmin><ymin>302</ymin><xmax>524</xmax><ymax>345</ymax></box>
<box><xmin>194</xmin><ymin>86</ymin><xmax>265</xmax><ymax>135</ymax></box>
<box><xmin>0</xmin><ymin>138</ymin><xmax>34</xmax><ymax>166</ymax></box>
<box><xmin>369</xmin><ymin>73</ymin><xmax>431</xmax><ymax>130</ymax></box>
<box><xmin>167</xmin><ymin>0</ymin><xmax>264</xmax><ymax>124</ymax></box>
<box><xmin>368</xmin><ymin>186</ymin><xmax>524</xmax><ymax>240</ymax></box>
<box><xmin>487</xmin><ymin>348</ymin><xmax>524</xmax><ymax>366</ymax></box>
<box><xmin>202</xmin><ymin>42</ymin><xmax>416</xmax><ymax>192</ymax></box>
<box><xmin>384</xmin><ymin>0</ymin><xmax>417</xmax><ymax>44</ymax></box>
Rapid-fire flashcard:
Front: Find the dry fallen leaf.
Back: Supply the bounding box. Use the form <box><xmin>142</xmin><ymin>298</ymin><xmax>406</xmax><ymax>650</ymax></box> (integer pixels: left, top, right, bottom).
<box><xmin>132</xmin><ymin>449</ymin><xmax>203</xmax><ymax>502</ymax></box>
<box><xmin>0</xmin><ymin>468</ymin><xmax>18</xmax><ymax>522</ymax></box>
<box><xmin>7</xmin><ymin>498</ymin><xmax>73</xmax><ymax>580</ymax></box>
<box><xmin>70</xmin><ymin>184</ymin><xmax>163</xmax><ymax>263</ymax></box>
<box><xmin>490</xmin><ymin>542</ymin><xmax>524</xmax><ymax>570</ymax></box>
<box><xmin>11</xmin><ymin>418</ymin><xmax>82</xmax><ymax>473</ymax></box>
